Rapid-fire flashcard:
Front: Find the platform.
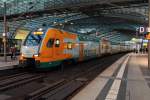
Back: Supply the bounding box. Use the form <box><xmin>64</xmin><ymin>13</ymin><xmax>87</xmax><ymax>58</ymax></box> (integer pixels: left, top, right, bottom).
<box><xmin>71</xmin><ymin>53</ymin><xmax>150</xmax><ymax>100</ymax></box>
<box><xmin>0</xmin><ymin>56</ymin><xmax>19</xmax><ymax>70</ymax></box>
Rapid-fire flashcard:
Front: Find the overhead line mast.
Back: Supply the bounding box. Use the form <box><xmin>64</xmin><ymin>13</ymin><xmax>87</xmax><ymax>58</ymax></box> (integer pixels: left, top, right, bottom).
<box><xmin>148</xmin><ymin>0</ymin><xmax>150</xmax><ymax>69</ymax></box>
<box><xmin>3</xmin><ymin>2</ymin><xmax>7</xmax><ymax>62</ymax></box>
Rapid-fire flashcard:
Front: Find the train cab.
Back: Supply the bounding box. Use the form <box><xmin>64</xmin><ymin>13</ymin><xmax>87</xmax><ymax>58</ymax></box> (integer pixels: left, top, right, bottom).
<box><xmin>19</xmin><ymin>27</ymin><xmax>46</xmax><ymax>67</ymax></box>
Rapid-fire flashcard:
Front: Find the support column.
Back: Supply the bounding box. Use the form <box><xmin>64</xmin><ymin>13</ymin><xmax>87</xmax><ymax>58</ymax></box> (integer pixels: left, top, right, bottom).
<box><xmin>148</xmin><ymin>0</ymin><xmax>150</xmax><ymax>69</ymax></box>
<box><xmin>3</xmin><ymin>2</ymin><xmax>7</xmax><ymax>62</ymax></box>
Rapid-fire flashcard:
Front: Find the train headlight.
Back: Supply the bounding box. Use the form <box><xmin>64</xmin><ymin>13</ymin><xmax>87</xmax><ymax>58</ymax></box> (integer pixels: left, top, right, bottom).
<box><xmin>34</xmin><ymin>54</ymin><xmax>39</xmax><ymax>57</ymax></box>
<box><xmin>21</xmin><ymin>54</ymin><xmax>24</xmax><ymax>57</ymax></box>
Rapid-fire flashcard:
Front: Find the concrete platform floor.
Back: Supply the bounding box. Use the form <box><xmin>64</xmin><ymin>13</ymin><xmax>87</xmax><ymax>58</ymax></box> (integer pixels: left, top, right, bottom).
<box><xmin>126</xmin><ymin>54</ymin><xmax>150</xmax><ymax>100</ymax></box>
<box><xmin>0</xmin><ymin>56</ymin><xmax>19</xmax><ymax>70</ymax></box>
<box><xmin>71</xmin><ymin>53</ymin><xmax>150</xmax><ymax>100</ymax></box>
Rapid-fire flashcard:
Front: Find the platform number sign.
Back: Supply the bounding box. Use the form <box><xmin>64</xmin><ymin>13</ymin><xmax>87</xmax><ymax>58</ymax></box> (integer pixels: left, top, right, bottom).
<box><xmin>139</xmin><ymin>27</ymin><xmax>145</xmax><ymax>33</ymax></box>
<box><xmin>136</xmin><ymin>27</ymin><xmax>147</xmax><ymax>34</ymax></box>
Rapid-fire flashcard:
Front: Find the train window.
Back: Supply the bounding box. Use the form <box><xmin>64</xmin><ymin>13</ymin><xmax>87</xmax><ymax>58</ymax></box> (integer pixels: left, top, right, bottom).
<box><xmin>47</xmin><ymin>39</ymin><xmax>54</xmax><ymax>48</ymax></box>
<box><xmin>24</xmin><ymin>33</ymin><xmax>44</xmax><ymax>46</ymax></box>
<box><xmin>67</xmin><ymin>42</ymin><xmax>73</xmax><ymax>49</ymax></box>
<box><xmin>55</xmin><ymin>39</ymin><xmax>60</xmax><ymax>47</ymax></box>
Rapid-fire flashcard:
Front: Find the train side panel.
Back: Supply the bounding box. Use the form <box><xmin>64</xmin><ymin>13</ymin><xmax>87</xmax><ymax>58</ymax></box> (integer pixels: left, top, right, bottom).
<box><xmin>37</xmin><ymin>29</ymin><xmax>79</xmax><ymax>68</ymax></box>
<box><xmin>20</xmin><ymin>28</ymin><xmax>131</xmax><ymax>69</ymax></box>
<box><xmin>78</xmin><ymin>41</ymin><xmax>100</xmax><ymax>61</ymax></box>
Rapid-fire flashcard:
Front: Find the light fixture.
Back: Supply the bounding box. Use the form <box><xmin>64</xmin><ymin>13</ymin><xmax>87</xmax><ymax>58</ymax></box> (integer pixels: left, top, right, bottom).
<box><xmin>131</xmin><ymin>38</ymin><xmax>136</xmax><ymax>42</ymax></box>
<box><xmin>21</xmin><ymin>54</ymin><xmax>24</xmax><ymax>57</ymax></box>
<box><xmin>38</xmin><ymin>28</ymin><xmax>43</xmax><ymax>31</ymax></box>
<box><xmin>2</xmin><ymin>33</ymin><xmax>6</xmax><ymax>37</ymax></box>
<box><xmin>34</xmin><ymin>54</ymin><xmax>39</xmax><ymax>57</ymax></box>
<box><xmin>53</xmin><ymin>21</ymin><xmax>57</xmax><ymax>24</ymax></box>
<box><xmin>65</xmin><ymin>20</ymin><xmax>68</xmax><ymax>23</ymax></box>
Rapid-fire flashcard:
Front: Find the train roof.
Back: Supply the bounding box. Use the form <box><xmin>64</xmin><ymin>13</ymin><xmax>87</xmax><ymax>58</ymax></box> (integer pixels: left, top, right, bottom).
<box><xmin>77</xmin><ymin>34</ymin><xmax>100</xmax><ymax>42</ymax></box>
<box><xmin>47</xmin><ymin>27</ymin><xmax>100</xmax><ymax>42</ymax></box>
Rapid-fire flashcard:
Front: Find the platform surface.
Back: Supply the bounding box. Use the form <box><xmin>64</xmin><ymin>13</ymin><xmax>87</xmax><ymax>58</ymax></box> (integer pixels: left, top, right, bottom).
<box><xmin>71</xmin><ymin>53</ymin><xmax>150</xmax><ymax>100</ymax></box>
<box><xmin>0</xmin><ymin>56</ymin><xmax>19</xmax><ymax>70</ymax></box>
<box><xmin>126</xmin><ymin>54</ymin><xmax>150</xmax><ymax>100</ymax></box>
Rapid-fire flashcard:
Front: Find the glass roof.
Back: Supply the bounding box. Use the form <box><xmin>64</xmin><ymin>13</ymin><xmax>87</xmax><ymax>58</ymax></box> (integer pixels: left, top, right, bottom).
<box><xmin>0</xmin><ymin>16</ymin><xmax>136</xmax><ymax>43</ymax></box>
<box><xmin>0</xmin><ymin>0</ymin><xmax>146</xmax><ymax>42</ymax></box>
<box><xmin>0</xmin><ymin>0</ymin><xmax>93</xmax><ymax>16</ymax></box>
<box><xmin>0</xmin><ymin>0</ymin><xmax>146</xmax><ymax>17</ymax></box>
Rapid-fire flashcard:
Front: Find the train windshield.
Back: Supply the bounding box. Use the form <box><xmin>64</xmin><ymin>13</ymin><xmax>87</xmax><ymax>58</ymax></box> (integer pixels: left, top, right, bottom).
<box><xmin>24</xmin><ymin>28</ymin><xmax>46</xmax><ymax>46</ymax></box>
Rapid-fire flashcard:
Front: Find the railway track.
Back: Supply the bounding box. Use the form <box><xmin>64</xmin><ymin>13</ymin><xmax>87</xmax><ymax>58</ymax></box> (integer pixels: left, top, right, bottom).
<box><xmin>0</xmin><ymin>67</ymin><xmax>28</xmax><ymax>79</ymax></box>
<box><xmin>24</xmin><ymin>53</ymin><xmax>125</xmax><ymax>100</ymax></box>
<box><xmin>0</xmin><ymin>72</ymin><xmax>28</xmax><ymax>81</ymax></box>
<box><xmin>0</xmin><ymin>53</ymin><xmax>126</xmax><ymax>100</ymax></box>
<box><xmin>0</xmin><ymin>73</ymin><xmax>44</xmax><ymax>92</ymax></box>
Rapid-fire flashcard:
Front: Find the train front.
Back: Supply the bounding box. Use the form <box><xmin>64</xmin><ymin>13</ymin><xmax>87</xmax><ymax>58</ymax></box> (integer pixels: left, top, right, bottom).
<box><xmin>19</xmin><ymin>28</ymin><xmax>45</xmax><ymax>68</ymax></box>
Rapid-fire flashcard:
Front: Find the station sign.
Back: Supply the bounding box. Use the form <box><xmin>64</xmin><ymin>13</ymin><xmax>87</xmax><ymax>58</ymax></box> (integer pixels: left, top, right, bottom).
<box><xmin>139</xmin><ymin>27</ymin><xmax>145</xmax><ymax>33</ymax></box>
<box><xmin>136</xmin><ymin>27</ymin><xmax>147</xmax><ymax>34</ymax></box>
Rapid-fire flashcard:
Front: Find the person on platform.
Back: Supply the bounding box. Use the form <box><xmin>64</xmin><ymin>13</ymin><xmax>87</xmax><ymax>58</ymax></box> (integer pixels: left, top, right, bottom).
<box><xmin>10</xmin><ymin>46</ymin><xmax>16</xmax><ymax>60</ymax></box>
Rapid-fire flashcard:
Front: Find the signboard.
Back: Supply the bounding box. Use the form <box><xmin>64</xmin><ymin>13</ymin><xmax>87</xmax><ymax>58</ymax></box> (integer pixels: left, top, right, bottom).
<box><xmin>33</xmin><ymin>31</ymin><xmax>43</xmax><ymax>35</ymax></box>
<box><xmin>139</xmin><ymin>27</ymin><xmax>145</xmax><ymax>33</ymax></box>
<box><xmin>137</xmin><ymin>26</ymin><xmax>147</xmax><ymax>34</ymax></box>
<box><xmin>15</xmin><ymin>29</ymin><xmax>30</xmax><ymax>40</ymax></box>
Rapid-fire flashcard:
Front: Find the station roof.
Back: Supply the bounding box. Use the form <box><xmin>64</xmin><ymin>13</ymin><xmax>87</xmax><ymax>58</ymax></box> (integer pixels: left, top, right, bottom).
<box><xmin>0</xmin><ymin>0</ymin><xmax>148</xmax><ymax>43</ymax></box>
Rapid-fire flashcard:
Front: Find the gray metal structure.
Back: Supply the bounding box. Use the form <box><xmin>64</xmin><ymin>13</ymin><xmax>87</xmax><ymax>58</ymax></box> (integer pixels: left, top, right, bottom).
<box><xmin>0</xmin><ymin>0</ymin><xmax>148</xmax><ymax>42</ymax></box>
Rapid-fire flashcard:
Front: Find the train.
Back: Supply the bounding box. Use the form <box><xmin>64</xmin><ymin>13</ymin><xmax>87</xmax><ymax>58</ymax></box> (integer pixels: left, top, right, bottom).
<box><xmin>19</xmin><ymin>27</ymin><xmax>132</xmax><ymax>69</ymax></box>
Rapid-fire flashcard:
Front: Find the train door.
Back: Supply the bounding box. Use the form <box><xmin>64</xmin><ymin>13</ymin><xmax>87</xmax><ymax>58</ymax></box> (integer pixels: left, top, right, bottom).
<box><xmin>53</xmin><ymin>31</ymin><xmax>63</xmax><ymax>60</ymax></box>
<box><xmin>79</xmin><ymin>43</ymin><xmax>84</xmax><ymax>61</ymax></box>
<box><xmin>40</xmin><ymin>29</ymin><xmax>55</xmax><ymax>59</ymax></box>
<box><xmin>40</xmin><ymin>38</ymin><xmax>54</xmax><ymax>59</ymax></box>
<box><xmin>46</xmin><ymin>38</ymin><xmax>54</xmax><ymax>57</ymax></box>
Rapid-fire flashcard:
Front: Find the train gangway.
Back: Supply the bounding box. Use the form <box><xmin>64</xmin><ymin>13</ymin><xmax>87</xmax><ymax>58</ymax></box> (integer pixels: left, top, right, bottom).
<box><xmin>71</xmin><ymin>53</ymin><xmax>150</xmax><ymax>100</ymax></box>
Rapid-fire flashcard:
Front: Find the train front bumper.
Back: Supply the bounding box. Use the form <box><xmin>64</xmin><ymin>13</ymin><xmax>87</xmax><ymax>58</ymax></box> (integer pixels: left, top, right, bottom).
<box><xmin>19</xmin><ymin>58</ymin><xmax>40</xmax><ymax>68</ymax></box>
